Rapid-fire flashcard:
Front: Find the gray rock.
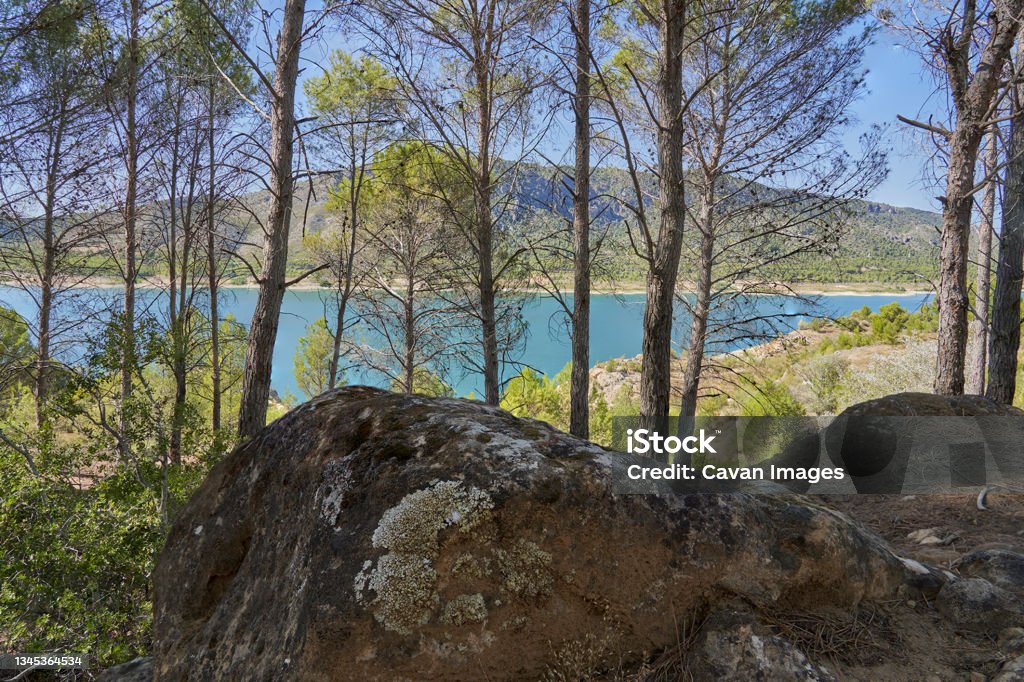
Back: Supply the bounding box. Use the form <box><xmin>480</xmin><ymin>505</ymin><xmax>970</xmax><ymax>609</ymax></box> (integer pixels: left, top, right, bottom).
<box><xmin>955</xmin><ymin>549</ymin><xmax>1024</xmax><ymax>599</ymax></box>
<box><xmin>834</xmin><ymin>392</ymin><xmax>1024</xmax><ymax>417</ymax></box>
<box><xmin>688</xmin><ymin>607</ymin><xmax>836</xmax><ymax>681</ymax></box>
<box><xmin>95</xmin><ymin>657</ymin><xmax>153</xmax><ymax>682</ymax></box>
<box><xmin>994</xmin><ymin>655</ymin><xmax>1024</xmax><ymax>682</ymax></box>
<box><xmin>1000</xmin><ymin>627</ymin><xmax>1024</xmax><ymax>656</ymax></box>
<box><xmin>151</xmin><ymin>387</ymin><xmax>922</xmax><ymax>681</ymax></box>
<box><xmin>936</xmin><ymin>577</ymin><xmax>1024</xmax><ymax>634</ymax></box>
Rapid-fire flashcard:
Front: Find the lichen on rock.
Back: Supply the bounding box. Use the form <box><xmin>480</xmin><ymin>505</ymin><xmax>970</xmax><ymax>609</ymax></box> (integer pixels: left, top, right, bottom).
<box><xmin>496</xmin><ymin>539</ymin><xmax>554</xmax><ymax>599</ymax></box>
<box><xmin>371</xmin><ymin>480</ymin><xmax>494</xmax><ymax>556</ymax></box>
<box><xmin>440</xmin><ymin>593</ymin><xmax>488</xmax><ymax>625</ymax></box>
<box><xmin>360</xmin><ymin>481</ymin><xmax>494</xmax><ymax>634</ymax></box>
<box><xmin>365</xmin><ymin>554</ymin><xmax>439</xmax><ymax>634</ymax></box>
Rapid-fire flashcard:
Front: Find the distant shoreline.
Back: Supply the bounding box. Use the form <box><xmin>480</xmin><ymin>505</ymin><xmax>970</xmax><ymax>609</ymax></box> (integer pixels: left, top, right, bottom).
<box><xmin>0</xmin><ymin>276</ymin><xmax>934</xmax><ymax>299</ymax></box>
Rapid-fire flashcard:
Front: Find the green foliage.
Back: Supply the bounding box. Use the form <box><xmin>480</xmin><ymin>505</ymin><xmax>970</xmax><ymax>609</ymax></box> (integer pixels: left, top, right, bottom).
<box><xmin>589</xmin><ymin>388</ymin><xmax>613</xmax><ymax>446</ymax></box>
<box><xmin>738</xmin><ymin>380</ymin><xmax>805</xmax><ymax>416</ymax></box>
<box><xmin>609</xmin><ymin>385</ymin><xmax>639</xmax><ymax>418</ymax></box>
<box><xmin>390</xmin><ymin>368</ymin><xmax>455</xmax><ymax>398</ymax></box>
<box><xmin>304</xmin><ymin>51</ymin><xmax>399</xmax><ymax>123</ymax></box>
<box><xmin>906</xmin><ymin>302</ymin><xmax>939</xmax><ymax>333</ymax></box>
<box><xmin>294</xmin><ymin>318</ymin><xmax>338</xmax><ymax>400</ymax></box>
<box><xmin>0</xmin><ymin>430</ymin><xmax>219</xmax><ymax>669</ymax></box>
<box><xmin>696</xmin><ymin>392</ymin><xmax>729</xmax><ymax>416</ymax></box>
<box><xmin>800</xmin><ymin>316</ymin><xmax>828</xmax><ymax>332</ymax></box>
<box><xmin>0</xmin><ymin>306</ymin><xmax>33</xmax><ymax>397</ymax></box>
<box><xmin>501</xmin><ymin>367</ymin><xmax>565</xmax><ymax>428</ymax></box>
<box><xmin>500</xmin><ymin>364</ymin><xmax>617</xmax><ymax>446</ymax></box>
<box><xmin>802</xmin><ymin>355</ymin><xmax>850</xmax><ymax>414</ymax></box>
<box><xmin>870</xmin><ymin>302</ymin><xmax>910</xmax><ymax>344</ymax></box>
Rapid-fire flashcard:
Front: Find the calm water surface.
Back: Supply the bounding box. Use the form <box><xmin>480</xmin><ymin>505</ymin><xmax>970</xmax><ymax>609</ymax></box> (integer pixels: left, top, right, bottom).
<box><xmin>0</xmin><ymin>285</ymin><xmax>934</xmax><ymax>398</ymax></box>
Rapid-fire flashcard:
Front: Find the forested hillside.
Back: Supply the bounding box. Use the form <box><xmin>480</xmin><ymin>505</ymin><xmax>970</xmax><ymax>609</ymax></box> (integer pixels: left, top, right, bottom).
<box><xmin>269</xmin><ymin>165</ymin><xmax>944</xmax><ymax>287</ymax></box>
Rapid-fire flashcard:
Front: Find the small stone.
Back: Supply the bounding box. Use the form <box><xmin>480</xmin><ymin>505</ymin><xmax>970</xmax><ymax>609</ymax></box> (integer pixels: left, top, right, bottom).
<box><xmin>999</xmin><ymin>627</ymin><xmax>1024</xmax><ymax>656</ymax></box>
<box><xmin>994</xmin><ymin>655</ymin><xmax>1024</xmax><ymax>682</ymax></box>
<box><xmin>936</xmin><ymin>578</ymin><xmax>1024</xmax><ymax>635</ymax></box>
<box><xmin>908</xmin><ymin>528</ymin><xmax>944</xmax><ymax>545</ymax></box>
<box><xmin>95</xmin><ymin>657</ymin><xmax>153</xmax><ymax>682</ymax></box>
<box><xmin>954</xmin><ymin>549</ymin><xmax>1024</xmax><ymax>599</ymax></box>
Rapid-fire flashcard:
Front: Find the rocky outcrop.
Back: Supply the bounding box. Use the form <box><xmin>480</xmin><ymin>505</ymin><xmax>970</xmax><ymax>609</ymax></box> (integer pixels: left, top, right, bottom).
<box><xmin>95</xmin><ymin>657</ymin><xmax>153</xmax><ymax>682</ymax></box>
<box><xmin>836</xmin><ymin>392</ymin><xmax>1024</xmax><ymax>417</ymax></box>
<box><xmin>147</xmin><ymin>387</ymin><xmax>940</xmax><ymax>681</ymax></box>
<box><xmin>953</xmin><ymin>549</ymin><xmax>1024</xmax><ymax>598</ymax></box>
<box><xmin>825</xmin><ymin>392</ymin><xmax>1024</xmax><ymax>494</ymax></box>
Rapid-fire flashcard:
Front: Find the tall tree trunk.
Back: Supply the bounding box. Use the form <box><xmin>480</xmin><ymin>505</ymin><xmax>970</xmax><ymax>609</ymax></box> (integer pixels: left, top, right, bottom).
<box><xmin>207</xmin><ymin>80</ymin><xmax>221</xmax><ymax>431</ymax></box>
<box><xmin>967</xmin><ymin>129</ymin><xmax>998</xmax><ymax>394</ymax></box>
<box><xmin>328</xmin><ymin>153</ymin><xmax>359</xmax><ymax>390</ymax></box>
<box><xmin>474</xmin><ymin>53</ymin><xmax>500</xmax><ymax>406</ymax></box>
<box><xmin>935</xmin><ymin>134</ymin><xmax>982</xmax><ymax>395</ymax></box>
<box><xmin>405</xmin><ymin>273</ymin><xmax>415</xmax><ymax>394</ymax></box>
<box><xmin>167</xmin><ymin>113</ymin><xmax>184</xmax><ymax>465</ymax></box>
<box><xmin>639</xmin><ymin>0</ymin><xmax>686</xmax><ymax>431</ymax></box>
<box><xmin>119</xmin><ymin>0</ymin><xmax>140</xmax><ymax>456</ymax></box>
<box><xmin>987</xmin><ymin>66</ymin><xmax>1024</xmax><ymax>405</ymax></box>
<box><xmin>237</xmin><ymin>0</ymin><xmax>306</xmax><ymax>439</ymax></box>
<box><xmin>36</xmin><ymin>110</ymin><xmax>63</xmax><ymax>429</ymax></box>
<box><xmin>933</xmin><ymin>0</ymin><xmax>1020</xmax><ymax>396</ymax></box>
<box><xmin>569</xmin><ymin>0</ymin><xmax>591</xmax><ymax>438</ymax></box>
<box><xmin>678</xmin><ymin>189</ymin><xmax>715</xmax><ymax>426</ymax></box>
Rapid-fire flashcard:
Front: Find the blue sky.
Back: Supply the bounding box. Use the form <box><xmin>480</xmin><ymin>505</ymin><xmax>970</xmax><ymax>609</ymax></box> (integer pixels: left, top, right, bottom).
<box><xmin>848</xmin><ymin>37</ymin><xmax>944</xmax><ymax>212</ymax></box>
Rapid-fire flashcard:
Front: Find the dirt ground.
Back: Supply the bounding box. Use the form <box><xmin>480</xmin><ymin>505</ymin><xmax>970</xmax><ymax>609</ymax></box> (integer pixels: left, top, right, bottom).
<box><xmin>825</xmin><ymin>491</ymin><xmax>1024</xmax><ymax>568</ymax></box>
<box><xmin>801</xmin><ymin>492</ymin><xmax>1024</xmax><ymax>681</ymax></box>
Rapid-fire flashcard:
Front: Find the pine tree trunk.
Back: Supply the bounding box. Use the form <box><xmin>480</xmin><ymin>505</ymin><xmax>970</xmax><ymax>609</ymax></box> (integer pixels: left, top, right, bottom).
<box><xmin>639</xmin><ymin>0</ymin><xmax>686</xmax><ymax>431</ymax></box>
<box><xmin>933</xmin><ymin>0</ymin><xmax>1020</xmax><ymax>395</ymax></box>
<box><xmin>168</xmin><ymin>113</ymin><xmax>184</xmax><ymax>465</ymax></box>
<box><xmin>569</xmin><ymin>0</ymin><xmax>591</xmax><ymax>438</ymax></box>
<box><xmin>36</xmin><ymin>107</ymin><xmax>63</xmax><ymax>429</ymax></box>
<box><xmin>987</xmin><ymin>68</ymin><xmax>1024</xmax><ymax>405</ymax></box>
<box><xmin>119</xmin><ymin>0</ymin><xmax>140</xmax><ymax>457</ymax></box>
<box><xmin>474</xmin><ymin>57</ymin><xmax>500</xmax><ymax>406</ymax></box>
<box><xmin>678</xmin><ymin>192</ymin><xmax>715</xmax><ymax>426</ymax></box>
<box><xmin>207</xmin><ymin>80</ymin><xmax>221</xmax><ymax>431</ymax></box>
<box><xmin>966</xmin><ymin>129</ymin><xmax>997</xmax><ymax>394</ymax></box>
<box><xmin>238</xmin><ymin>0</ymin><xmax>306</xmax><ymax>438</ymax></box>
<box><xmin>935</xmin><ymin>131</ymin><xmax>981</xmax><ymax>396</ymax></box>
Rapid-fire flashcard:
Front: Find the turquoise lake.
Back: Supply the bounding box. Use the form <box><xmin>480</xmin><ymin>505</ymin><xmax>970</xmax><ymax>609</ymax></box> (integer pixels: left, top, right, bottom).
<box><xmin>0</xmin><ymin>286</ymin><xmax>934</xmax><ymax>399</ymax></box>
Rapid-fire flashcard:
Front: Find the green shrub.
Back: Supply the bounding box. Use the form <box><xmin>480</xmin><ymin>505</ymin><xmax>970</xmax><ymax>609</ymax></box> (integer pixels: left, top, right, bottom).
<box><xmin>802</xmin><ymin>355</ymin><xmax>851</xmax><ymax>414</ymax></box>
<box><xmin>870</xmin><ymin>302</ymin><xmax>909</xmax><ymax>344</ymax></box>
<box><xmin>738</xmin><ymin>381</ymin><xmax>805</xmax><ymax>417</ymax></box>
<box><xmin>0</xmin><ymin>447</ymin><xmax>212</xmax><ymax>670</ymax></box>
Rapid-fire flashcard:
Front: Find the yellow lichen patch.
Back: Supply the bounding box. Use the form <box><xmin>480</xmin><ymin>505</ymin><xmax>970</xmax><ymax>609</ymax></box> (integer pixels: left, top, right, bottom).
<box><xmin>360</xmin><ymin>481</ymin><xmax>495</xmax><ymax>634</ymax></box>
<box><xmin>440</xmin><ymin>593</ymin><xmax>488</xmax><ymax>625</ymax></box>
<box><xmin>366</xmin><ymin>554</ymin><xmax>438</xmax><ymax>634</ymax></box>
<box><xmin>371</xmin><ymin>481</ymin><xmax>494</xmax><ymax>557</ymax></box>
<box><xmin>496</xmin><ymin>539</ymin><xmax>554</xmax><ymax>599</ymax></box>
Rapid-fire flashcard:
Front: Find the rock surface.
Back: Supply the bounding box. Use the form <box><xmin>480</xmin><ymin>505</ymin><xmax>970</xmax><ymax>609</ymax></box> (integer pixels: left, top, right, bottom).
<box><xmin>684</xmin><ymin>606</ymin><xmax>837</xmax><ymax>681</ymax></box>
<box><xmin>954</xmin><ymin>549</ymin><xmax>1024</xmax><ymax>598</ymax></box>
<box><xmin>836</xmin><ymin>392</ymin><xmax>1024</xmax><ymax>417</ymax></box>
<box><xmin>936</xmin><ymin>577</ymin><xmax>1024</xmax><ymax>635</ymax></box>
<box><xmin>152</xmin><ymin>388</ymin><xmax>932</xmax><ymax>681</ymax></box>
<box><xmin>95</xmin><ymin>657</ymin><xmax>153</xmax><ymax>682</ymax></box>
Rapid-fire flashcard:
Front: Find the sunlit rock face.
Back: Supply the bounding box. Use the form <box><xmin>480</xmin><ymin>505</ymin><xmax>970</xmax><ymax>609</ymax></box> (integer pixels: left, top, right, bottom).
<box><xmin>152</xmin><ymin>386</ymin><xmax>919</xmax><ymax>681</ymax></box>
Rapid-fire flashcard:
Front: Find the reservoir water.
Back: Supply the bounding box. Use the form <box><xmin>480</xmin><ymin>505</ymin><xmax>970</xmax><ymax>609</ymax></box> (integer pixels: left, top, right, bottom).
<box><xmin>0</xmin><ymin>285</ymin><xmax>934</xmax><ymax>399</ymax></box>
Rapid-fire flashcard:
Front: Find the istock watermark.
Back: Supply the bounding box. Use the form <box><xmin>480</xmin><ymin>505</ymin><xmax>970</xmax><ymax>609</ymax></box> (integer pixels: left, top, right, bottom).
<box><xmin>608</xmin><ymin>415</ymin><xmax>1024</xmax><ymax>495</ymax></box>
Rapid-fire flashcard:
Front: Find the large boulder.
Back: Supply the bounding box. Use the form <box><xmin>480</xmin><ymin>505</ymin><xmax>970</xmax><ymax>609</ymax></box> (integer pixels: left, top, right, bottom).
<box><xmin>825</xmin><ymin>392</ymin><xmax>1024</xmax><ymax>494</ymax></box>
<box><xmin>152</xmin><ymin>387</ymin><xmax>923</xmax><ymax>681</ymax></box>
<box><xmin>835</xmin><ymin>392</ymin><xmax>1024</xmax><ymax>417</ymax></box>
